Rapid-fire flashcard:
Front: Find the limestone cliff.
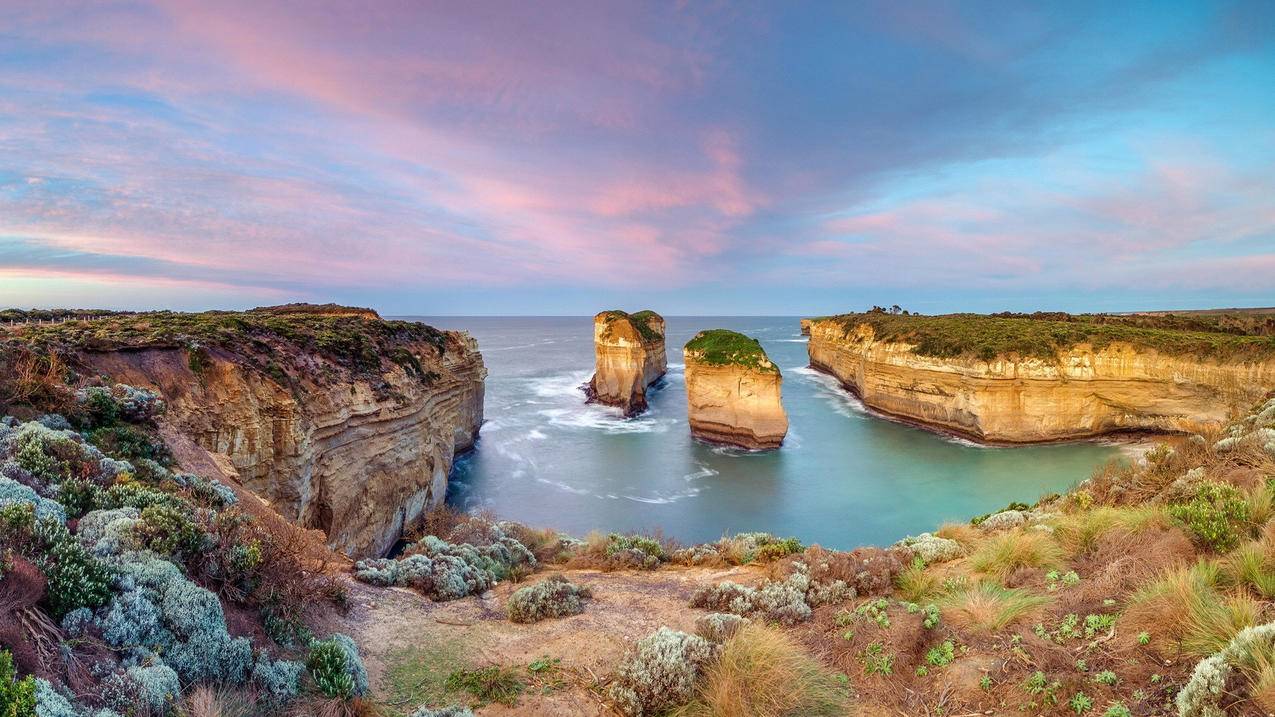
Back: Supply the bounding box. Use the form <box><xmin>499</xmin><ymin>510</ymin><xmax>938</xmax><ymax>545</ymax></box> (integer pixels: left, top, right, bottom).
<box><xmin>684</xmin><ymin>329</ymin><xmax>788</xmax><ymax>450</ymax></box>
<box><xmin>18</xmin><ymin>306</ymin><xmax>485</xmax><ymax>557</ymax></box>
<box><xmin>586</xmin><ymin>310</ymin><xmax>667</xmax><ymax>417</ymax></box>
<box><xmin>807</xmin><ymin>316</ymin><xmax>1275</xmax><ymax>443</ymax></box>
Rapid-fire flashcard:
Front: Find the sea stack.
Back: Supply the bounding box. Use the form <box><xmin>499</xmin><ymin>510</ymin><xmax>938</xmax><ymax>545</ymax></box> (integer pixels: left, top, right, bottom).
<box><xmin>684</xmin><ymin>329</ymin><xmax>788</xmax><ymax>450</ymax></box>
<box><xmin>586</xmin><ymin>310</ymin><xmax>667</xmax><ymax>417</ymax></box>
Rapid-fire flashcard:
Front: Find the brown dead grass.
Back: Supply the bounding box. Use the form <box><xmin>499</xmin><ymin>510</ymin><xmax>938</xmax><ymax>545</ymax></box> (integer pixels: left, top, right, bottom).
<box><xmin>673</xmin><ymin>623</ymin><xmax>850</xmax><ymax>717</ymax></box>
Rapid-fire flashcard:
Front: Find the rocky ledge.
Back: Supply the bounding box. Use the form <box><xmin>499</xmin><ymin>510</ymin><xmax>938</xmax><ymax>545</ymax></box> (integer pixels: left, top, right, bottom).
<box><xmin>683</xmin><ymin>329</ymin><xmax>788</xmax><ymax>450</ymax></box>
<box><xmin>586</xmin><ymin>309</ymin><xmax>667</xmax><ymax>417</ymax></box>
<box><xmin>2</xmin><ymin>304</ymin><xmax>486</xmax><ymax>557</ymax></box>
<box><xmin>807</xmin><ymin>311</ymin><xmax>1275</xmax><ymax>443</ymax></box>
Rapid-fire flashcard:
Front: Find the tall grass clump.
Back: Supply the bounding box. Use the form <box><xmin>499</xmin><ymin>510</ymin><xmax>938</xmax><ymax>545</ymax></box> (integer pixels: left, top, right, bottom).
<box><xmin>969</xmin><ymin>530</ymin><xmax>1064</xmax><ymax>580</ymax></box>
<box><xmin>1218</xmin><ymin>541</ymin><xmax>1275</xmax><ymax>598</ymax></box>
<box><xmin>1052</xmin><ymin>506</ymin><xmax>1171</xmax><ymax>555</ymax></box>
<box><xmin>671</xmin><ymin>623</ymin><xmax>849</xmax><ymax>717</ymax></box>
<box><xmin>938</xmin><ymin>582</ymin><xmax>1051</xmax><ymax>633</ymax></box>
<box><xmin>1127</xmin><ymin>563</ymin><xmax>1263</xmax><ymax>657</ymax></box>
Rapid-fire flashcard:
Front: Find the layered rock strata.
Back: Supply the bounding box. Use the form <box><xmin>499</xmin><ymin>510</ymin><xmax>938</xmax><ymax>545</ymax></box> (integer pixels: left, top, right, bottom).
<box><xmin>62</xmin><ymin>307</ymin><xmax>485</xmax><ymax>557</ymax></box>
<box><xmin>684</xmin><ymin>329</ymin><xmax>788</xmax><ymax>450</ymax></box>
<box><xmin>807</xmin><ymin>317</ymin><xmax>1275</xmax><ymax>443</ymax></box>
<box><xmin>586</xmin><ymin>310</ymin><xmax>667</xmax><ymax>417</ymax></box>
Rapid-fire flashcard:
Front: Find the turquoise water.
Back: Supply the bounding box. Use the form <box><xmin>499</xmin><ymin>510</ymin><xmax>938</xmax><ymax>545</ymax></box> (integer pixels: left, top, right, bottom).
<box><xmin>409</xmin><ymin>316</ymin><xmax>1122</xmax><ymax>549</ymax></box>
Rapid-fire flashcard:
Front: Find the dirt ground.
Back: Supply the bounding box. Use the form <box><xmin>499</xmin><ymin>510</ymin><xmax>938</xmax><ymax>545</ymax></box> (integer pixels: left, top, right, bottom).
<box><xmin>336</xmin><ymin>564</ymin><xmax>764</xmax><ymax>716</ymax></box>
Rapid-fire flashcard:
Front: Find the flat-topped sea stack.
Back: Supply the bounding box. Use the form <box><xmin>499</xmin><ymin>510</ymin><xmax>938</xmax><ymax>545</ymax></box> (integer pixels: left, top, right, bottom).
<box><xmin>807</xmin><ymin>311</ymin><xmax>1275</xmax><ymax>443</ymax></box>
<box><xmin>586</xmin><ymin>309</ymin><xmax>667</xmax><ymax>417</ymax></box>
<box><xmin>684</xmin><ymin>329</ymin><xmax>789</xmax><ymax>449</ymax></box>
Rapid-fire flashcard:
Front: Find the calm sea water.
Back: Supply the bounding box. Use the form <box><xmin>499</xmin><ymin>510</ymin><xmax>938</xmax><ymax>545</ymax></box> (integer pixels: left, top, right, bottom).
<box><xmin>405</xmin><ymin>316</ymin><xmax>1122</xmax><ymax>550</ymax></box>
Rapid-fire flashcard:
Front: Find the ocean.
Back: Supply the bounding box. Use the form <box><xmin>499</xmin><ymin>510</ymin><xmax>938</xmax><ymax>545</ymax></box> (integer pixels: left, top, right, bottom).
<box><xmin>407</xmin><ymin>316</ymin><xmax>1122</xmax><ymax>549</ymax></box>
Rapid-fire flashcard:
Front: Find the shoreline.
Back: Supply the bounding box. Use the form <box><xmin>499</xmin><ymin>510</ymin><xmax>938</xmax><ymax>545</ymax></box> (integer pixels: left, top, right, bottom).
<box><xmin>806</xmin><ymin>360</ymin><xmax>1178</xmax><ymax>454</ymax></box>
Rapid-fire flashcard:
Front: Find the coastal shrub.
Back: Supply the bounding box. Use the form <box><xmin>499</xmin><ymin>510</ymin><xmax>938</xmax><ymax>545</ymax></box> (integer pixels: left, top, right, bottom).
<box><xmin>86</xmin><ymin>425</ymin><xmax>170</xmax><ymax>466</ymax></box>
<box><xmin>0</xmin><ymin>649</ymin><xmax>36</xmax><ymax>716</ymax></box>
<box><xmin>1177</xmin><ymin>621</ymin><xmax>1275</xmax><ymax>717</ymax></box>
<box><xmin>609</xmin><ymin>627</ymin><xmax>720</xmax><ymax>717</ymax></box>
<box><xmin>970</xmin><ymin>530</ymin><xmax>1064</xmax><ymax>580</ymax></box>
<box><xmin>251</xmin><ymin>654</ymin><xmax>303</xmax><ymax>704</ymax></box>
<box><xmin>506</xmin><ymin>575</ymin><xmax>592</xmax><ymax>623</ymax></box>
<box><xmin>73</xmin><ymin>548</ymin><xmax>252</xmax><ymax>684</ymax></box>
<box><xmin>674</xmin><ymin>533</ymin><xmax>802</xmax><ymax>566</ymax></box>
<box><xmin>358</xmin><ymin>528</ymin><xmax>537</xmax><ymax>599</ymax></box>
<box><xmin>100</xmin><ymin>664</ymin><xmax>180</xmax><ymax>715</ymax></box>
<box><xmin>1169</xmin><ymin>482</ymin><xmax>1250</xmax><ymax>551</ymax></box>
<box><xmin>307</xmin><ymin>634</ymin><xmax>368</xmax><ymax>699</ymax></box>
<box><xmin>894</xmin><ymin>532</ymin><xmax>964</xmax><ymax>564</ymax></box>
<box><xmin>0</xmin><ymin>504</ymin><xmax>112</xmax><ymax>619</ymax></box>
<box><xmin>0</xmin><ymin>477</ymin><xmax>66</xmax><ymax>524</ymax></box>
<box><xmin>74</xmin><ymin>384</ymin><xmax>164</xmax><ymax>426</ymax></box>
<box><xmin>694</xmin><ymin>613</ymin><xmax>750</xmax><ymax>643</ymax></box>
<box><xmin>671</xmin><ymin>623</ymin><xmax>849</xmax><ymax>717</ymax></box>
<box><xmin>603</xmin><ymin>533</ymin><xmax>667</xmax><ymax>570</ymax></box>
<box><xmin>690</xmin><ymin>562</ymin><xmax>852</xmax><ymax>626</ymax></box>
<box><xmin>33</xmin><ymin>678</ymin><xmax>81</xmax><ymax>717</ymax></box>
<box><xmin>132</xmin><ymin>504</ymin><xmax>203</xmax><ymax>559</ymax></box>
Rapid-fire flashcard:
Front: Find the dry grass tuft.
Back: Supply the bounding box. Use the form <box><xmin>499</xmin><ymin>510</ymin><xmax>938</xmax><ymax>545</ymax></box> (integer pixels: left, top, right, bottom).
<box><xmin>286</xmin><ymin>697</ymin><xmax>382</xmax><ymax>717</ymax></box>
<box><xmin>934</xmin><ymin>522</ymin><xmax>981</xmax><ymax>549</ymax></box>
<box><xmin>969</xmin><ymin>530</ymin><xmax>1064</xmax><ymax>580</ymax></box>
<box><xmin>1126</xmin><ymin>562</ymin><xmax>1267</xmax><ymax>657</ymax></box>
<box><xmin>938</xmin><ymin>581</ymin><xmax>1050</xmax><ymax>633</ymax></box>
<box><xmin>672</xmin><ymin>623</ymin><xmax>850</xmax><ymax>717</ymax></box>
<box><xmin>1053</xmin><ymin>505</ymin><xmax>1172</xmax><ymax>555</ymax></box>
<box><xmin>180</xmin><ymin>686</ymin><xmax>257</xmax><ymax>717</ymax></box>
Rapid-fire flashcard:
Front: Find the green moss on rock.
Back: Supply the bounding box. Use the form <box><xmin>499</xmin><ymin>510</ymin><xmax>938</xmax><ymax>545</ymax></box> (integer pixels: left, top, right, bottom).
<box><xmin>599</xmin><ymin>310</ymin><xmax>664</xmax><ymax>344</ymax></box>
<box><xmin>683</xmin><ymin>329</ymin><xmax>777</xmax><ymax>374</ymax></box>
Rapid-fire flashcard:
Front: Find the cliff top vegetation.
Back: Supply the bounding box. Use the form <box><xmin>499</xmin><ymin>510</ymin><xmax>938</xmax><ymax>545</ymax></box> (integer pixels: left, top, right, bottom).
<box><xmin>816</xmin><ymin>310</ymin><xmax>1275</xmax><ymax>362</ymax></box>
<box><xmin>598</xmin><ymin>309</ymin><xmax>664</xmax><ymax>344</ymax></box>
<box><xmin>684</xmin><ymin>329</ymin><xmax>777</xmax><ymax>373</ymax></box>
<box><xmin>0</xmin><ymin>306</ymin><xmax>452</xmax><ymax>400</ymax></box>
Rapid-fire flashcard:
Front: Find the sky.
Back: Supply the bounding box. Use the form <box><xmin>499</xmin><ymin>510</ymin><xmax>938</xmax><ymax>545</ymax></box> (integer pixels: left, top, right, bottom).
<box><xmin>1</xmin><ymin>1</ymin><xmax>1274</xmax><ymax>316</ymax></box>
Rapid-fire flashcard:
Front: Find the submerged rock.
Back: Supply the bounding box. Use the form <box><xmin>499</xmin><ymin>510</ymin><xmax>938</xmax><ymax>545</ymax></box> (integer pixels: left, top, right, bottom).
<box><xmin>683</xmin><ymin>329</ymin><xmax>788</xmax><ymax>450</ymax></box>
<box><xmin>586</xmin><ymin>310</ymin><xmax>667</xmax><ymax>417</ymax></box>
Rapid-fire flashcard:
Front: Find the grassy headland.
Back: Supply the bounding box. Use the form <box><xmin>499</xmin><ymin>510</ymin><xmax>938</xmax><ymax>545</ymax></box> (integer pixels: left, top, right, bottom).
<box><xmin>817</xmin><ymin>310</ymin><xmax>1275</xmax><ymax>362</ymax></box>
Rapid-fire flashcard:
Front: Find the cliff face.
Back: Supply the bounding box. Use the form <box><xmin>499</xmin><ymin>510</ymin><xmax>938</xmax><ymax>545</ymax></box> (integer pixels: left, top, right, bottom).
<box><xmin>587</xmin><ymin>310</ymin><xmax>667</xmax><ymax>417</ymax></box>
<box><xmin>684</xmin><ymin>331</ymin><xmax>788</xmax><ymax>450</ymax></box>
<box><xmin>807</xmin><ymin>319</ymin><xmax>1275</xmax><ymax>443</ymax></box>
<box><xmin>81</xmin><ymin>324</ymin><xmax>485</xmax><ymax>558</ymax></box>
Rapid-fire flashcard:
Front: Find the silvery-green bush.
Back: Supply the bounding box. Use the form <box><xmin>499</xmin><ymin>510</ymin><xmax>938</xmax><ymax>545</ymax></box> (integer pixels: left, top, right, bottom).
<box><xmin>506</xmin><ymin>575</ymin><xmax>592</xmax><ymax>623</ymax></box>
<box><xmin>689</xmin><ymin>562</ymin><xmax>852</xmax><ymax>625</ymax></box>
<box><xmin>100</xmin><ymin>664</ymin><xmax>180</xmax><ymax>715</ymax></box>
<box><xmin>1177</xmin><ymin>621</ymin><xmax>1275</xmax><ymax>717</ymax></box>
<box><xmin>694</xmin><ymin>612</ymin><xmax>750</xmax><ymax>643</ymax></box>
<box><xmin>608</xmin><ymin>627</ymin><xmax>720</xmax><ymax>717</ymax></box>
<box><xmin>354</xmin><ymin>527</ymin><xmax>536</xmax><ymax>600</ymax></box>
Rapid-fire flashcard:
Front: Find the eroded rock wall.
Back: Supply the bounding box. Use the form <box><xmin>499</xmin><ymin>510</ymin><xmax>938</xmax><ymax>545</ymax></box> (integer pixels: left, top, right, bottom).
<box><xmin>684</xmin><ymin>355</ymin><xmax>788</xmax><ymax>450</ymax></box>
<box><xmin>84</xmin><ymin>331</ymin><xmax>484</xmax><ymax>557</ymax></box>
<box><xmin>587</xmin><ymin>311</ymin><xmax>667</xmax><ymax>416</ymax></box>
<box><xmin>807</xmin><ymin>319</ymin><xmax>1275</xmax><ymax>443</ymax></box>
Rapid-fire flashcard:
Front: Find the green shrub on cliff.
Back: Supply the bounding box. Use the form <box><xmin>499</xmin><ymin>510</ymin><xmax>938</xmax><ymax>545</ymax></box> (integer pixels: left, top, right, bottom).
<box><xmin>600</xmin><ymin>309</ymin><xmax>663</xmax><ymax>343</ymax></box>
<box><xmin>683</xmin><ymin>330</ymin><xmax>777</xmax><ymax>373</ymax></box>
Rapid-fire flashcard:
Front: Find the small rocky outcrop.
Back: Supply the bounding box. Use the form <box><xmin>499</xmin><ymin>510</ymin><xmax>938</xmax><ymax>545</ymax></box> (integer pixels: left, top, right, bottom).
<box><xmin>683</xmin><ymin>330</ymin><xmax>788</xmax><ymax>450</ymax></box>
<box><xmin>586</xmin><ymin>310</ymin><xmax>667</xmax><ymax>417</ymax></box>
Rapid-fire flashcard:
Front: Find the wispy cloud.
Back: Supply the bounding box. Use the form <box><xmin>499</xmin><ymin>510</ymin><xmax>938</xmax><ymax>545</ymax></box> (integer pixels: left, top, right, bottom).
<box><xmin>0</xmin><ymin>1</ymin><xmax>1272</xmax><ymax>312</ymax></box>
